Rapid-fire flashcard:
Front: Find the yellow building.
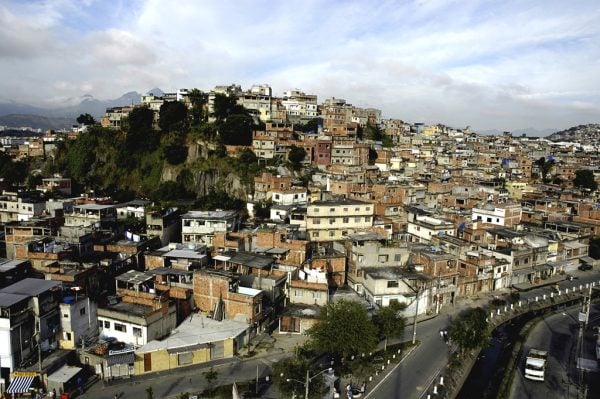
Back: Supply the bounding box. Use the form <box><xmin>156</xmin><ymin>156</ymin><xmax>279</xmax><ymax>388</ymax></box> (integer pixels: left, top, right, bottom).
<box><xmin>505</xmin><ymin>181</ymin><xmax>531</xmax><ymax>200</ymax></box>
<box><xmin>134</xmin><ymin>314</ymin><xmax>248</xmax><ymax>375</ymax></box>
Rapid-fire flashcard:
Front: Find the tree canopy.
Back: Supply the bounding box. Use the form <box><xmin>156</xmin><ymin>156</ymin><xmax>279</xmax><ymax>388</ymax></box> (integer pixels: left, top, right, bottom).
<box><xmin>288</xmin><ymin>145</ymin><xmax>306</xmax><ymax>170</ymax></box>
<box><xmin>273</xmin><ymin>358</ymin><xmax>326</xmax><ymax>399</ymax></box>
<box><xmin>212</xmin><ymin>93</ymin><xmax>238</xmax><ymax>121</ymax></box>
<box><xmin>535</xmin><ymin>157</ymin><xmax>554</xmax><ymax>183</ymax></box>
<box><xmin>449</xmin><ymin>307</ymin><xmax>490</xmax><ymax>355</ymax></box>
<box><xmin>307</xmin><ymin>299</ymin><xmax>378</xmax><ymax>360</ymax></box>
<box><xmin>76</xmin><ymin>113</ymin><xmax>96</xmax><ymax>125</ymax></box>
<box><xmin>0</xmin><ymin>151</ymin><xmax>28</xmax><ymax>187</ymax></box>
<box><xmin>159</xmin><ymin>100</ymin><xmax>188</xmax><ymax>133</ymax></box>
<box><xmin>219</xmin><ymin>113</ymin><xmax>254</xmax><ymax>146</ymax></box>
<box><xmin>573</xmin><ymin>169</ymin><xmax>598</xmax><ymax>192</ymax></box>
<box><xmin>372</xmin><ymin>302</ymin><xmax>407</xmax><ymax>351</ymax></box>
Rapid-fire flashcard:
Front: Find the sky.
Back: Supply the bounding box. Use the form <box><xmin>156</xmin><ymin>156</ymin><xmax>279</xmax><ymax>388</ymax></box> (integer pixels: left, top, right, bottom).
<box><xmin>0</xmin><ymin>0</ymin><xmax>599</xmax><ymax>132</ymax></box>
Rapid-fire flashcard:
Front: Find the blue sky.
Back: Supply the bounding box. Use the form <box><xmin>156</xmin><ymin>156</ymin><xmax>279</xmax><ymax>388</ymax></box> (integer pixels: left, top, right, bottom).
<box><xmin>0</xmin><ymin>0</ymin><xmax>599</xmax><ymax>131</ymax></box>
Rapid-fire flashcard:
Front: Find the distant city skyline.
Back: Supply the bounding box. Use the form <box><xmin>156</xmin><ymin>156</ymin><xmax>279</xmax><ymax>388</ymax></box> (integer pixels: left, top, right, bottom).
<box><xmin>0</xmin><ymin>0</ymin><xmax>599</xmax><ymax>132</ymax></box>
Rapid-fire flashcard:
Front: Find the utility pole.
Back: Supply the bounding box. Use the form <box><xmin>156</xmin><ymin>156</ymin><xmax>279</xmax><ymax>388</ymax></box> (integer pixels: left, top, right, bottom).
<box><xmin>412</xmin><ymin>287</ymin><xmax>420</xmax><ymax>345</ymax></box>
<box><xmin>576</xmin><ymin>284</ymin><xmax>592</xmax><ymax>398</ymax></box>
<box><xmin>305</xmin><ymin>368</ymin><xmax>310</xmax><ymax>399</ymax></box>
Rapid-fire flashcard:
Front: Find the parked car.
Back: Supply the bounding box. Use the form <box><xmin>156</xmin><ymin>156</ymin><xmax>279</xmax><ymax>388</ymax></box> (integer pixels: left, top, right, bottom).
<box><xmin>578</xmin><ymin>263</ymin><xmax>593</xmax><ymax>271</ymax></box>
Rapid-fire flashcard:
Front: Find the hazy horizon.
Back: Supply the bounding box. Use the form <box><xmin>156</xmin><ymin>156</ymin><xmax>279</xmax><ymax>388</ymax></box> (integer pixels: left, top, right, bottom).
<box><xmin>1</xmin><ymin>0</ymin><xmax>599</xmax><ymax>132</ymax></box>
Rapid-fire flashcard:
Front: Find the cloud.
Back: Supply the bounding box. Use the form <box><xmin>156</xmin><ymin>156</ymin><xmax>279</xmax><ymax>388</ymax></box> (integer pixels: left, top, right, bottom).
<box><xmin>0</xmin><ymin>0</ymin><xmax>598</xmax><ymax>131</ymax></box>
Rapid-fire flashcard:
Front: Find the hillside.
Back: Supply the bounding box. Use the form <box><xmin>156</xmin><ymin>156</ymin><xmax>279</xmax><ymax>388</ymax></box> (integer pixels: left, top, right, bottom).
<box><xmin>546</xmin><ymin>123</ymin><xmax>600</xmax><ymax>144</ymax></box>
<box><xmin>0</xmin><ymin>114</ymin><xmax>76</xmax><ymax>130</ymax></box>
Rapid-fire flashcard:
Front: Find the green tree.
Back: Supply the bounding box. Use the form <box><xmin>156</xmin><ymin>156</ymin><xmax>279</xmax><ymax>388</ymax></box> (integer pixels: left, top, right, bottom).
<box><xmin>151</xmin><ymin>181</ymin><xmax>194</xmax><ymax>202</ymax></box>
<box><xmin>76</xmin><ymin>113</ymin><xmax>96</xmax><ymax>125</ymax></box>
<box><xmin>449</xmin><ymin>307</ymin><xmax>490</xmax><ymax>355</ymax></box>
<box><xmin>364</xmin><ymin>122</ymin><xmax>383</xmax><ymax>141</ymax></box>
<box><xmin>0</xmin><ymin>152</ymin><xmax>28</xmax><ymax>187</ymax></box>
<box><xmin>188</xmin><ymin>88</ymin><xmax>208</xmax><ymax>126</ymax></box>
<box><xmin>195</xmin><ymin>189</ymin><xmax>244</xmax><ymax>211</ymax></box>
<box><xmin>212</xmin><ymin>93</ymin><xmax>238</xmax><ymax>120</ymax></box>
<box><xmin>372</xmin><ymin>302</ymin><xmax>407</xmax><ymax>351</ymax></box>
<box><xmin>535</xmin><ymin>157</ymin><xmax>554</xmax><ymax>183</ymax></box>
<box><xmin>288</xmin><ymin>145</ymin><xmax>306</xmax><ymax>170</ymax></box>
<box><xmin>219</xmin><ymin>114</ymin><xmax>254</xmax><ymax>146</ymax></box>
<box><xmin>126</xmin><ymin>107</ymin><xmax>159</xmax><ymax>152</ymax></box>
<box><xmin>297</xmin><ymin>117</ymin><xmax>322</xmax><ymax>133</ymax></box>
<box><xmin>272</xmin><ymin>358</ymin><xmax>326</xmax><ymax>399</ymax></box>
<box><xmin>308</xmin><ymin>299</ymin><xmax>378</xmax><ymax>360</ymax></box>
<box><xmin>159</xmin><ymin>101</ymin><xmax>188</xmax><ymax>133</ymax></box>
<box><xmin>127</xmin><ymin>106</ymin><xmax>154</xmax><ymax>132</ymax></box>
<box><xmin>573</xmin><ymin>169</ymin><xmax>598</xmax><ymax>192</ymax></box>
<box><xmin>162</xmin><ymin>142</ymin><xmax>188</xmax><ymax>165</ymax></box>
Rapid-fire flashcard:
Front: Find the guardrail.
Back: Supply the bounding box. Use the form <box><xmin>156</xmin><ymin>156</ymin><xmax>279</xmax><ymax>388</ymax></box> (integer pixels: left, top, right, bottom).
<box><xmin>419</xmin><ymin>278</ymin><xmax>600</xmax><ymax>399</ymax></box>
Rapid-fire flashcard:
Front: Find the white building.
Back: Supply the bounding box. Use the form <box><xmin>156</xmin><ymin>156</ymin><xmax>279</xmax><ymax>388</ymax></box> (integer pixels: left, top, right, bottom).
<box><xmin>181</xmin><ymin>210</ymin><xmax>239</xmax><ymax>247</ymax></box>
<box><xmin>98</xmin><ymin>300</ymin><xmax>177</xmax><ymax>347</ymax></box>
<box><xmin>59</xmin><ymin>296</ymin><xmax>98</xmax><ymax>350</ymax></box>
<box><xmin>407</xmin><ymin>215</ymin><xmax>455</xmax><ymax>243</ymax></box>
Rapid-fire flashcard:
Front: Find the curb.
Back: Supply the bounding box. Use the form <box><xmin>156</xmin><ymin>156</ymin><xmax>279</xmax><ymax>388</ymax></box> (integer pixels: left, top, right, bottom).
<box><xmin>363</xmin><ymin>343</ymin><xmax>419</xmax><ymax>398</ymax></box>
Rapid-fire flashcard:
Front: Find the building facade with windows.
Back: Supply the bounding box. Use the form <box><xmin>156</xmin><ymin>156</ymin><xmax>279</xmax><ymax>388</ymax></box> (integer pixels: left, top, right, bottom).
<box><xmin>306</xmin><ymin>200</ymin><xmax>374</xmax><ymax>242</ymax></box>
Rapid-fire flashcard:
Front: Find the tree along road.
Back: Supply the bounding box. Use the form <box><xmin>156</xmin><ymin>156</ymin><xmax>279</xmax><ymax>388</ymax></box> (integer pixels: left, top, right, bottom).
<box><xmin>371</xmin><ymin>271</ymin><xmax>600</xmax><ymax>399</ymax></box>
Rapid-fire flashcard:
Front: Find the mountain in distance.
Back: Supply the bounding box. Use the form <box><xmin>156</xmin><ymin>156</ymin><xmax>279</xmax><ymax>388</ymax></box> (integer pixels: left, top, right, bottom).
<box><xmin>545</xmin><ymin>123</ymin><xmax>600</xmax><ymax>144</ymax></box>
<box><xmin>0</xmin><ymin>114</ymin><xmax>76</xmax><ymax>130</ymax></box>
<box><xmin>0</xmin><ymin>91</ymin><xmax>145</xmax><ymax>130</ymax></box>
<box><xmin>475</xmin><ymin>127</ymin><xmax>557</xmax><ymax>137</ymax></box>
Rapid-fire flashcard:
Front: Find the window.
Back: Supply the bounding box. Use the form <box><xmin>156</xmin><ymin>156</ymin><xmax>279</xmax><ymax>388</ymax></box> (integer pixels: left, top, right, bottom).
<box><xmin>313</xmin><ymin>291</ymin><xmax>322</xmax><ymax>299</ymax></box>
<box><xmin>343</xmin><ymin>208</ymin><xmax>348</xmax><ymax>212</ymax></box>
<box><xmin>104</xmin><ymin>320</ymin><xmax>110</xmax><ymax>329</ymax></box>
<box><xmin>358</xmin><ymin>255</ymin><xmax>364</xmax><ymax>263</ymax></box>
<box><xmin>133</xmin><ymin>327</ymin><xmax>142</xmax><ymax>337</ymax></box>
<box><xmin>378</xmin><ymin>255</ymin><xmax>389</xmax><ymax>263</ymax></box>
<box><xmin>314</xmin><ymin>218</ymin><xmax>321</xmax><ymax>225</ymax></box>
<box><xmin>487</xmin><ymin>217</ymin><xmax>492</xmax><ymax>223</ymax></box>
<box><xmin>312</xmin><ymin>232</ymin><xmax>319</xmax><ymax>238</ymax></box>
<box><xmin>387</xmin><ymin>280</ymin><xmax>399</xmax><ymax>288</ymax></box>
<box><xmin>394</xmin><ymin>254</ymin><xmax>402</xmax><ymax>262</ymax></box>
<box><xmin>294</xmin><ymin>290</ymin><xmax>303</xmax><ymax>297</ymax></box>
<box><xmin>314</xmin><ymin>208</ymin><xmax>319</xmax><ymax>213</ymax></box>
<box><xmin>64</xmin><ymin>332</ymin><xmax>72</xmax><ymax>341</ymax></box>
<box><xmin>114</xmin><ymin>323</ymin><xmax>127</xmax><ymax>332</ymax></box>
<box><xmin>63</xmin><ymin>313</ymin><xmax>69</xmax><ymax>318</ymax></box>
<box><xmin>355</xmin><ymin>207</ymin><xmax>360</xmax><ymax>212</ymax></box>
<box><xmin>343</xmin><ymin>217</ymin><xmax>349</xmax><ymax>223</ymax></box>
<box><xmin>329</xmin><ymin>218</ymin><xmax>335</xmax><ymax>224</ymax></box>
<box><xmin>330</xmin><ymin>208</ymin><xmax>335</xmax><ymax>212</ymax></box>
<box><xmin>79</xmin><ymin>307</ymin><xmax>86</xmax><ymax>316</ymax></box>
<box><xmin>254</xmin><ymin>303</ymin><xmax>261</xmax><ymax>315</ymax></box>
<box><xmin>329</xmin><ymin>231</ymin><xmax>335</xmax><ymax>237</ymax></box>
<box><xmin>365</xmin><ymin>216</ymin><xmax>371</xmax><ymax>222</ymax></box>
<box><xmin>355</xmin><ymin>217</ymin><xmax>360</xmax><ymax>222</ymax></box>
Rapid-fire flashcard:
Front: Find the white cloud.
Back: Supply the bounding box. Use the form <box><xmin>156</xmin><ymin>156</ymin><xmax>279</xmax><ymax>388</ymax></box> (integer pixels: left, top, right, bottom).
<box><xmin>0</xmin><ymin>0</ymin><xmax>598</xmax><ymax>131</ymax></box>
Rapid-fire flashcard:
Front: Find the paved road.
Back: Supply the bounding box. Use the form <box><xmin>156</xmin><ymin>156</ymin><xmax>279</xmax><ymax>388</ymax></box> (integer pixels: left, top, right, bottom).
<box><xmin>371</xmin><ymin>270</ymin><xmax>600</xmax><ymax>399</ymax></box>
<box><xmin>78</xmin><ymin>271</ymin><xmax>600</xmax><ymax>399</ymax></box>
<box><xmin>509</xmin><ymin>307</ymin><xmax>580</xmax><ymax>399</ymax></box>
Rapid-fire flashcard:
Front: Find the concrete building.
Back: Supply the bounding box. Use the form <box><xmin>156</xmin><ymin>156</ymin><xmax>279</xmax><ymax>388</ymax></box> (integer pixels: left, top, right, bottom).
<box><xmin>307</xmin><ymin>199</ymin><xmax>374</xmax><ymax>242</ymax></box>
<box><xmin>181</xmin><ymin>210</ymin><xmax>239</xmax><ymax>247</ymax></box>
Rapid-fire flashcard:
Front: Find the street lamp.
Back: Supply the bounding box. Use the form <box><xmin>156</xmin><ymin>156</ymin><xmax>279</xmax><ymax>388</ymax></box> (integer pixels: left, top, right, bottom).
<box><xmin>286</xmin><ymin>367</ymin><xmax>333</xmax><ymax>399</ymax></box>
